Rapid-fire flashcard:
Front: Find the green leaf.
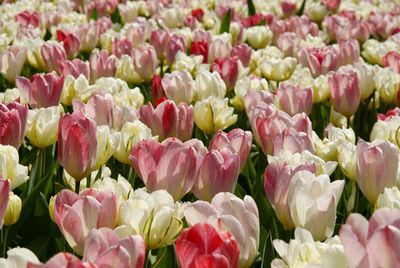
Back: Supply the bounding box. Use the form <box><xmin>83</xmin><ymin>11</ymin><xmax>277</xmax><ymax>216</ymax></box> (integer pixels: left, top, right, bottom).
<box><xmin>152</xmin><ymin>245</ymin><xmax>178</xmax><ymax>268</ymax></box>
<box><xmin>247</xmin><ymin>0</ymin><xmax>256</xmax><ymax>16</ymax></box>
<box><xmin>220</xmin><ymin>9</ymin><xmax>231</xmax><ymax>34</ymax></box>
<box><xmin>296</xmin><ymin>0</ymin><xmax>307</xmax><ymax>16</ymax></box>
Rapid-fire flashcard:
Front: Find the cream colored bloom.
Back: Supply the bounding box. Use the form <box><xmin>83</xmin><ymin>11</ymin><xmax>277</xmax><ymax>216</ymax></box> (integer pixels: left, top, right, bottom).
<box><xmin>0</xmin><ymin>145</ymin><xmax>29</xmax><ymax>190</ymax></box>
<box><xmin>312</xmin><ymin>75</ymin><xmax>330</xmax><ymax>103</ymax></box>
<box><xmin>113</xmin><ymin>120</ymin><xmax>153</xmax><ymax>164</ymax></box>
<box><xmin>24</xmin><ymin>39</ymin><xmax>45</xmax><ymax>70</ymax></box>
<box><xmin>375</xmin><ymin>187</ymin><xmax>400</xmax><ymax>210</ymax></box>
<box><xmin>26</xmin><ymin>106</ymin><xmax>63</xmax><ymax>148</ymax></box>
<box><xmin>94</xmin><ymin>125</ymin><xmax>119</xmax><ymax>170</ymax></box>
<box><xmin>246</xmin><ymin>26</ymin><xmax>273</xmax><ymax>49</ymax></box>
<box><xmin>374</xmin><ymin>67</ymin><xmax>400</xmax><ymax>105</ymax></box>
<box><xmin>272</xmin><ymin>228</ymin><xmax>347</xmax><ymax>268</ymax></box>
<box><xmin>60</xmin><ymin>74</ymin><xmax>91</xmax><ymax>105</ymax></box>
<box><xmin>194</xmin><ymin>70</ymin><xmax>226</xmax><ymax>101</ymax></box>
<box><xmin>313</xmin><ymin>127</ymin><xmax>356</xmax><ymax>161</ymax></box>
<box><xmin>362</xmin><ymin>39</ymin><xmax>400</xmax><ymax>65</ymax></box>
<box><xmin>260</xmin><ymin>57</ymin><xmax>297</xmax><ymax>82</ymax></box>
<box><xmin>0</xmin><ymin>247</ymin><xmax>40</xmax><ymax>268</ymax></box>
<box><xmin>116</xmin><ymin>55</ymin><xmax>143</xmax><ymax>84</ymax></box>
<box><xmin>194</xmin><ymin>96</ymin><xmax>237</xmax><ymax>134</ymax></box>
<box><xmin>337</xmin><ymin>143</ymin><xmax>357</xmax><ymax>181</ymax></box>
<box><xmin>4</xmin><ymin>192</ymin><xmax>21</xmax><ymax>226</ymax></box>
<box><xmin>172</xmin><ymin>51</ymin><xmax>204</xmax><ymax>76</ymax></box>
<box><xmin>115</xmin><ymin>189</ymin><xmax>186</xmax><ymax>249</ymax></box>
<box><xmin>231</xmin><ymin>76</ymin><xmax>270</xmax><ymax>110</ymax></box>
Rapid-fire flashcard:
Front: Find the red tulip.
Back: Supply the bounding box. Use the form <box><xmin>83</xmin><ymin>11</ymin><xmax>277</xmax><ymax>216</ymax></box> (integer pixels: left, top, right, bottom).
<box><xmin>191</xmin><ymin>8</ymin><xmax>205</xmax><ymax>21</ymax></box>
<box><xmin>16</xmin><ymin>72</ymin><xmax>64</xmax><ymax>108</ymax></box>
<box><xmin>230</xmin><ymin>44</ymin><xmax>252</xmax><ymax>67</ymax></box>
<box><xmin>191</xmin><ymin>41</ymin><xmax>208</xmax><ymax>63</ymax></box>
<box><xmin>58</xmin><ymin>112</ymin><xmax>97</xmax><ymax>181</ymax></box>
<box><xmin>57</xmin><ymin>30</ymin><xmax>81</xmax><ymax>59</ymax></box>
<box><xmin>176</xmin><ymin>223</ymin><xmax>239</xmax><ymax>268</ymax></box>
<box><xmin>0</xmin><ymin>101</ymin><xmax>28</xmax><ymax>149</ymax></box>
<box><xmin>211</xmin><ymin>57</ymin><xmax>239</xmax><ymax>91</ymax></box>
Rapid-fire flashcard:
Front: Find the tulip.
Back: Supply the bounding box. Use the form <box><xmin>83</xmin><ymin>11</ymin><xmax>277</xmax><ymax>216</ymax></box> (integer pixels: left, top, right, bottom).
<box><xmin>276</xmin><ymin>84</ymin><xmax>313</xmax><ymax>116</ymax></box>
<box><xmin>195</xmin><ymin>71</ymin><xmax>226</xmax><ymax>101</ymax></box>
<box><xmin>209</xmin><ymin>129</ymin><xmax>252</xmax><ymax>172</ymax></box>
<box><xmin>26</xmin><ymin>106</ymin><xmax>62</xmax><ymax>148</ymax></box>
<box><xmin>150</xmin><ymin>29</ymin><xmax>171</xmax><ymax>61</ymax></box>
<box><xmin>111</xmin><ymin>38</ymin><xmax>133</xmax><ymax>59</ymax></box>
<box><xmin>27</xmin><ymin>253</ymin><xmax>85</xmax><ymax>268</ymax></box>
<box><xmin>273</xmin><ymin>127</ymin><xmax>315</xmax><ymax>155</ymax></box>
<box><xmin>15</xmin><ymin>11</ymin><xmax>40</xmax><ymax>27</ymax></box>
<box><xmin>338</xmin><ymin>39</ymin><xmax>360</xmax><ymax>66</ymax></box>
<box><xmin>3</xmin><ymin>192</ymin><xmax>21</xmax><ymax>226</ymax></box>
<box><xmin>56</xmin><ymin>30</ymin><xmax>81</xmax><ymax>59</ymax></box>
<box><xmin>123</xmin><ymin>24</ymin><xmax>146</xmax><ymax>49</ymax></box>
<box><xmin>162</xmin><ymin>70</ymin><xmax>194</xmax><ymax>104</ymax></box>
<box><xmin>356</xmin><ymin>139</ymin><xmax>399</xmax><ymax>204</ymax></box>
<box><xmin>133</xmin><ymin>45</ymin><xmax>157</xmax><ymax>81</ymax></box>
<box><xmin>89</xmin><ymin>50</ymin><xmax>117</xmax><ymax>83</ymax></box>
<box><xmin>0</xmin><ymin>102</ymin><xmax>28</xmax><ymax>149</ymax></box>
<box><xmin>139</xmin><ymin>100</ymin><xmax>194</xmax><ymax>142</ymax></box>
<box><xmin>208</xmin><ymin>38</ymin><xmax>232</xmax><ymax>64</ymax></box>
<box><xmin>0</xmin><ymin>145</ymin><xmax>29</xmax><ymax>190</ymax></box>
<box><xmin>194</xmin><ymin>97</ymin><xmax>237</xmax><ymax>134</ymax></box>
<box><xmin>129</xmin><ymin>138</ymin><xmax>198</xmax><ymax>200</ymax></box>
<box><xmin>58</xmin><ymin>112</ymin><xmax>97</xmax><ymax>181</ymax></box>
<box><xmin>298</xmin><ymin>46</ymin><xmax>339</xmax><ymax>77</ymax></box>
<box><xmin>94</xmin><ymin>126</ymin><xmax>119</xmax><ymax>170</ymax></box>
<box><xmin>16</xmin><ymin>72</ymin><xmax>64</xmax><ymax>109</ymax></box>
<box><xmin>234</xmin><ymin>78</ymin><xmax>271</xmax><ymax>111</ymax></box>
<box><xmin>54</xmin><ymin>189</ymin><xmax>118</xmax><ymax>255</ymax></box>
<box><xmin>40</xmin><ymin>42</ymin><xmax>67</xmax><ymax>73</ymax></box>
<box><xmin>0</xmin><ymin>178</ymin><xmax>10</xmax><ymax>229</ymax></box>
<box><xmin>230</xmin><ymin>44</ymin><xmax>252</xmax><ymax>67</ymax></box>
<box><xmin>260</xmin><ymin>57</ymin><xmax>297</xmax><ymax>82</ymax></box>
<box><xmin>277</xmin><ymin>32</ymin><xmax>301</xmax><ymax>57</ymax></box>
<box><xmin>376</xmin><ymin>187</ymin><xmax>400</xmax><ymax>210</ymax></box>
<box><xmin>340</xmin><ymin>208</ymin><xmax>400</xmax><ymax>268</ymax></box>
<box><xmin>176</xmin><ymin>223</ymin><xmax>240</xmax><ymax>268</ymax></box>
<box><xmin>328</xmin><ymin>68</ymin><xmax>361</xmax><ymax>118</ymax></box>
<box><xmin>321</xmin><ymin>0</ymin><xmax>340</xmax><ymax>10</ymax></box>
<box><xmin>75</xmin><ymin>23</ymin><xmax>101</xmax><ymax>53</ymax></box>
<box><xmin>190</xmin><ymin>41</ymin><xmax>208</xmax><ymax>63</ymax></box>
<box><xmin>172</xmin><ymin>51</ymin><xmax>203</xmax><ymax>75</ymax></box>
<box><xmin>287</xmin><ymin>170</ymin><xmax>344</xmax><ymax>240</ymax></box>
<box><xmin>115</xmin><ymin>189</ymin><xmax>186</xmax><ymax>249</ymax></box>
<box><xmin>83</xmin><ymin>228</ymin><xmax>145</xmax><ymax>268</ymax></box>
<box><xmin>184</xmin><ymin>193</ymin><xmax>259</xmax><ymax>268</ymax></box>
<box><xmin>211</xmin><ymin>57</ymin><xmax>239</xmax><ymax>91</ymax></box>
<box><xmin>113</xmin><ymin>120</ymin><xmax>152</xmax><ymax>165</ymax></box>
<box><xmin>272</xmin><ymin>227</ymin><xmax>347</xmax><ymax>268</ymax></box>
<box><xmin>383</xmin><ymin>51</ymin><xmax>400</xmax><ymax>74</ymax></box>
<box><xmin>58</xmin><ymin>59</ymin><xmax>90</xmax><ymax>80</ymax></box>
<box><xmin>0</xmin><ymin>46</ymin><xmax>27</xmax><ymax>83</ymax></box>
<box><xmin>0</xmin><ymin>247</ymin><xmax>40</xmax><ymax>267</ymax></box>
<box><xmin>166</xmin><ymin>35</ymin><xmax>186</xmax><ymax>66</ymax></box>
<box><xmin>246</xmin><ymin>26</ymin><xmax>273</xmax><ymax>49</ymax></box>
<box><xmin>374</xmin><ymin>67</ymin><xmax>400</xmax><ymax>105</ymax></box>
<box><xmin>192</xmin><ymin>149</ymin><xmax>240</xmax><ymax>201</ymax></box>
<box><xmin>73</xmin><ymin>93</ymin><xmax>116</xmax><ymax>127</ymax></box>
<box><xmin>118</xmin><ymin>2</ymin><xmax>139</xmax><ymax>24</ymax></box>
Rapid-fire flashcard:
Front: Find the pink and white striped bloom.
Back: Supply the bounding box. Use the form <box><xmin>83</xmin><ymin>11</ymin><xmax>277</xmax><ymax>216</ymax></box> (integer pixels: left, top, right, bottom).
<box><xmin>16</xmin><ymin>72</ymin><xmax>64</xmax><ymax>108</ymax></box>
<box><xmin>129</xmin><ymin>138</ymin><xmax>198</xmax><ymax>201</ymax></box>
<box><xmin>40</xmin><ymin>42</ymin><xmax>67</xmax><ymax>73</ymax></box>
<box><xmin>139</xmin><ymin>100</ymin><xmax>194</xmax><ymax>141</ymax></box>
<box><xmin>0</xmin><ymin>102</ymin><xmax>28</xmax><ymax>149</ymax></box>
<box><xmin>133</xmin><ymin>45</ymin><xmax>157</xmax><ymax>81</ymax></box>
<box><xmin>162</xmin><ymin>70</ymin><xmax>195</xmax><ymax>104</ymax></box>
<box><xmin>211</xmin><ymin>57</ymin><xmax>239</xmax><ymax>91</ymax></box>
<box><xmin>276</xmin><ymin>84</ymin><xmax>314</xmax><ymax>116</ymax></box>
<box><xmin>56</xmin><ymin>30</ymin><xmax>81</xmax><ymax>60</ymax></box>
<box><xmin>58</xmin><ymin>59</ymin><xmax>90</xmax><ymax>80</ymax></box>
<box><xmin>27</xmin><ymin>253</ymin><xmax>86</xmax><ymax>268</ymax></box>
<box><xmin>0</xmin><ymin>46</ymin><xmax>27</xmax><ymax>82</ymax></box>
<box><xmin>383</xmin><ymin>51</ymin><xmax>400</xmax><ymax>74</ymax></box>
<box><xmin>298</xmin><ymin>46</ymin><xmax>339</xmax><ymax>77</ymax></box>
<box><xmin>54</xmin><ymin>189</ymin><xmax>118</xmax><ymax>255</ymax></box>
<box><xmin>89</xmin><ymin>50</ymin><xmax>117</xmax><ymax>83</ymax></box>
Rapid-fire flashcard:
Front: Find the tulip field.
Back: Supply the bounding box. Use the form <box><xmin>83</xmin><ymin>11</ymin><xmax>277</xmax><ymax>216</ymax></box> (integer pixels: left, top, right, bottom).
<box><xmin>2</xmin><ymin>0</ymin><xmax>400</xmax><ymax>267</ymax></box>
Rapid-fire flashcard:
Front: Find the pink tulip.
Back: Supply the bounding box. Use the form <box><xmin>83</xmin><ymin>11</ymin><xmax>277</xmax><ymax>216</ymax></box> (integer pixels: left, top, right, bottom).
<box><xmin>230</xmin><ymin>44</ymin><xmax>252</xmax><ymax>67</ymax></box>
<box><xmin>129</xmin><ymin>138</ymin><xmax>198</xmax><ymax>201</ymax></box>
<box><xmin>211</xmin><ymin>57</ymin><xmax>239</xmax><ymax>91</ymax></box>
<box><xmin>54</xmin><ymin>189</ymin><xmax>118</xmax><ymax>255</ymax></box>
<box><xmin>281</xmin><ymin>0</ymin><xmax>296</xmax><ymax>17</ymax></box>
<box><xmin>16</xmin><ymin>72</ymin><xmax>64</xmax><ymax>108</ymax></box>
<box><xmin>328</xmin><ymin>68</ymin><xmax>361</xmax><ymax>117</ymax></box>
<box><xmin>285</xmin><ymin>16</ymin><xmax>319</xmax><ymax>38</ymax></box>
<box><xmin>111</xmin><ymin>38</ymin><xmax>133</xmax><ymax>58</ymax></box>
<box><xmin>356</xmin><ymin>139</ymin><xmax>398</xmax><ymax>204</ymax></box>
<box><xmin>85</xmin><ymin>0</ymin><xmax>118</xmax><ymax>18</ymax></box>
<box><xmin>338</xmin><ymin>39</ymin><xmax>360</xmax><ymax>66</ymax></box>
<box><xmin>89</xmin><ymin>50</ymin><xmax>117</xmax><ymax>83</ymax></box>
<box><xmin>324</xmin><ymin>14</ymin><xmax>371</xmax><ymax>43</ymax></box>
<box><xmin>209</xmin><ymin>128</ymin><xmax>252</xmax><ymax>171</ymax></box>
<box><xmin>383</xmin><ymin>51</ymin><xmax>400</xmax><ymax>74</ymax></box>
<box><xmin>369</xmin><ymin>12</ymin><xmax>398</xmax><ymax>40</ymax></box>
<box><xmin>192</xmin><ymin>29</ymin><xmax>213</xmax><ymax>44</ymax></box>
<box><xmin>27</xmin><ymin>253</ymin><xmax>87</xmax><ymax>268</ymax></box>
<box><xmin>255</xmin><ymin>110</ymin><xmax>313</xmax><ymax>156</ymax></box>
<box><xmin>340</xmin><ymin>208</ymin><xmax>400</xmax><ymax>268</ymax></box>
<box><xmin>184</xmin><ymin>15</ymin><xmax>199</xmax><ymax>31</ymax></box>
<box><xmin>277</xmin><ymin>32</ymin><xmax>301</xmax><ymax>57</ymax></box>
<box><xmin>0</xmin><ymin>46</ymin><xmax>27</xmax><ymax>82</ymax></box>
<box><xmin>192</xmin><ymin>149</ymin><xmax>240</xmax><ymax>201</ymax></box>
<box><xmin>0</xmin><ymin>101</ymin><xmax>28</xmax><ymax>149</ymax></box>
<box><xmin>139</xmin><ymin>100</ymin><xmax>194</xmax><ymax>141</ymax></box>
<box><xmin>83</xmin><ymin>228</ymin><xmax>145</xmax><ymax>268</ymax></box>
<box><xmin>276</xmin><ymin>84</ymin><xmax>313</xmax><ymax>116</ymax></box>
<box><xmin>161</xmin><ymin>70</ymin><xmax>194</xmax><ymax>104</ymax></box>
<box><xmin>15</xmin><ymin>11</ymin><xmax>40</xmax><ymax>28</ymax></box>
<box><xmin>377</xmin><ymin>107</ymin><xmax>400</xmax><ymax>121</ymax></box>
<box><xmin>58</xmin><ymin>59</ymin><xmax>90</xmax><ymax>79</ymax></box>
<box><xmin>150</xmin><ymin>29</ymin><xmax>171</xmax><ymax>61</ymax></box>
<box><xmin>40</xmin><ymin>43</ymin><xmax>67</xmax><ymax>73</ymax></box>
<box><xmin>166</xmin><ymin>35</ymin><xmax>186</xmax><ymax>66</ymax></box>
<box><xmin>58</xmin><ymin>112</ymin><xmax>97</xmax><ymax>181</ymax></box>
<box><xmin>132</xmin><ymin>45</ymin><xmax>157</xmax><ymax>81</ymax></box>
<box><xmin>321</xmin><ymin>0</ymin><xmax>340</xmax><ymax>10</ymax></box>
<box><xmin>264</xmin><ymin>161</ymin><xmax>316</xmax><ymax>229</ymax></box>
<box><xmin>298</xmin><ymin>46</ymin><xmax>339</xmax><ymax>77</ymax></box>
<box><xmin>151</xmin><ymin>74</ymin><xmax>166</xmax><ymax>105</ymax></box>
<box><xmin>75</xmin><ymin>23</ymin><xmax>101</xmax><ymax>53</ymax></box>
<box><xmin>0</xmin><ymin>177</ymin><xmax>10</xmax><ymax>229</ymax></box>
<box><xmin>124</xmin><ymin>24</ymin><xmax>146</xmax><ymax>48</ymax></box>
<box><xmin>57</xmin><ymin>30</ymin><xmax>81</xmax><ymax>59</ymax></box>
<box><xmin>208</xmin><ymin>39</ymin><xmax>231</xmax><ymax>64</ymax></box>
<box><xmin>176</xmin><ymin>223</ymin><xmax>239</xmax><ymax>268</ymax></box>
<box><xmin>73</xmin><ymin>93</ymin><xmax>116</xmax><ymax>127</ymax></box>
<box><xmin>244</xmin><ymin>89</ymin><xmax>275</xmax><ymax>121</ymax></box>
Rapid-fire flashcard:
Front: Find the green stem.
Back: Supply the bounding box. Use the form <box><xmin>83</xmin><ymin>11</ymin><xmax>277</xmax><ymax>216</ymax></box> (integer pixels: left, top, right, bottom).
<box><xmin>75</xmin><ymin>180</ymin><xmax>80</xmax><ymax>194</ymax></box>
<box><xmin>2</xmin><ymin>226</ymin><xmax>8</xmax><ymax>258</ymax></box>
